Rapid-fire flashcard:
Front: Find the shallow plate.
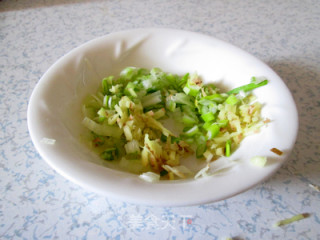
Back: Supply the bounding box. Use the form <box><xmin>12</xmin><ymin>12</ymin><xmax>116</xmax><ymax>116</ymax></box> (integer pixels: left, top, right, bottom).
<box><xmin>27</xmin><ymin>28</ymin><xmax>298</xmax><ymax>206</ymax></box>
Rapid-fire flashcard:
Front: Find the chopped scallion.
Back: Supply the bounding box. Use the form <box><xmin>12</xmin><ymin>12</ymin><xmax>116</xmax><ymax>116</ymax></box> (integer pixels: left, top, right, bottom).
<box><xmin>274</xmin><ymin>213</ymin><xmax>310</xmax><ymax>227</ymax></box>
<box><xmin>225</xmin><ymin>94</ymin><xmax>239</xmax><ymax>105</ymax></box>
<box><xmin>82</xmin><ymin>67</ymin><xmax>268</xmax><ymax>180</ymax></box>
<box><xmin>227</xmin><ymin>79</ymin><xmax>268</xmax><ymax>94</ymax></box>
<box><xmin>225</xmin><ymin>140</ymin><xmax>231</xmax><ymax>157</ymax></box>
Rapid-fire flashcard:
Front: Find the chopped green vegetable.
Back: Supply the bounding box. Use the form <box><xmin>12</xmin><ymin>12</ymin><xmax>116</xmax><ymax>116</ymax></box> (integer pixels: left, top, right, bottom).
<box><xmin>201</xmin><ymin>112</ymin><xmax>215</xmax><ymax>122</ymax></box>
<box><xmin>171</xmin><ymin>92</ymin><xmax>193</xmax><ymax>107</ymax></box>
<box><xmin>274</xmin><ymin>213</ymin><xmax>310</xmax><ymax>227</ymax></box>
<box><xmin>183</xmin><ymin>73</ymin><xmax>201</xmax><ymax>96</ymax></box>
<box><xmin>225</xmin><ymin>94</ymin><xmax>239</xmax><ymax>105</ymax></box>
<box><xmin>184</xmin><ymin>125</ymin><xmax>199</xmax><ymax>137</ymax></box>
<box><xmin>82</xmin><ymin>67</ymin><xmax>268</xmax><ymax>180</ymax></box>
<box><xmin>141</xmin><ymin>90</ymin><xmax>162</xmax><ymax>108</ymax></box>
<box><xmin>160</xmin><ymin>169</ymin><xmax>168</xmax><ymax>176</ymax></box>
<box><xmin>225</xmin><ymin>140</ymin><xmax>231</xmax><ymax>157</ymax></box>
<box><xmin>227</xmin><ymin>79</ymin><xmax>268</xmax><ymax>94</ymax></box>
<box><xmin>206</xmin><ymin>124</ymin><xmax>220</xmax><ymax>139</ymax></box>
<box><xmin>201</xmin><ymin>93</ymin><xmax>225</xmax><ymax>103</ymax></box>
<box><xmin>82</xmin><ymin>117</ymin><xmax>122</xmax><ymax>138</ymax></box>
<box><xmin>101</xmin><ymin>148</ymin><xmax>117</xmax><ymax>161</ymax></box>
<box><xmin>195</xmin><ymin>134</ymin><xmax>207</xmax><ymax>158</ymax></box>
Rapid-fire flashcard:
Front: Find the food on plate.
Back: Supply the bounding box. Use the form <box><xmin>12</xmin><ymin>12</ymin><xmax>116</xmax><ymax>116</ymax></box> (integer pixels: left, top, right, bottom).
<box><xmin>81</xmin><ymin>67</ymin><xmax>268</xmax><ymax>181</ymax></box>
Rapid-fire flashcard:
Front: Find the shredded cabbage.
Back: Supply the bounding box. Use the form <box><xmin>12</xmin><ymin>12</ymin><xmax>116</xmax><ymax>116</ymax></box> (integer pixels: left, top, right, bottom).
<box><xmin>81</xmin><ymin>67</ymin><xmax>268</xmax><ymax>181</ymax></box>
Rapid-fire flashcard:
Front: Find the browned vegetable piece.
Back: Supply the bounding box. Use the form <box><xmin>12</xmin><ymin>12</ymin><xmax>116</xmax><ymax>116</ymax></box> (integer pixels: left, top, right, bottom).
<box><xmin>270</xmin><ymin>148</ymin><xmax>283</xmax><ymax>156</ymax></box>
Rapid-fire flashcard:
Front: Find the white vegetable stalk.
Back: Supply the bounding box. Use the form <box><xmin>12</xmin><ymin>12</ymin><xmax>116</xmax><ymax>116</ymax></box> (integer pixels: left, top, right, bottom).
<box><xmin>82</xmin><ymin>117</ymin><xmax>122</xmax><ymax>138</ymax></box>
<box><xmin>194</xmin><ymin>164</ymin><xmax>210</xmax><ymax>179</ymax></box>
<box><xmin>139</xmin><ymin>172</ymin><xmax>160</xmax><ymax>183</ymax></box>
<box><xmin>250</xmin><ymin>156</ymin><xmax>267</xmax><ymax>167</ymax></box>
<box><xmin>124</xmin><ymin>140</ymin><xmax>140</xmax><ymax>154</ymax></box>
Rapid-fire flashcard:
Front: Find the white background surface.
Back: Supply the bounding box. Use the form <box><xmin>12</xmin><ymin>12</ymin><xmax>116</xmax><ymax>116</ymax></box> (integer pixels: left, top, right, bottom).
<box><xmin>1</xmin><ymin>0</ymin><xmax>319</xmax><ymax>239</ymax></box>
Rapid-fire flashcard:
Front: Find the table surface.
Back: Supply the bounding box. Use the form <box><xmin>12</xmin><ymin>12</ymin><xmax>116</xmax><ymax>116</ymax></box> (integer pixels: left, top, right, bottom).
<box><xmin>1</xmin><ymin>0</ymin><xmax>319</xmax><ymax>239</ymax></box>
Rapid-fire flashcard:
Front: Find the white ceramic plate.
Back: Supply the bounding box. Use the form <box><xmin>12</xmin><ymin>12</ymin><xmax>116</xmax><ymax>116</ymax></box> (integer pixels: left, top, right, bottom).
<box><xmin>27</xmin><ymin>28</ymin><xmax>298</xmax><ymax>206</ymax></box>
